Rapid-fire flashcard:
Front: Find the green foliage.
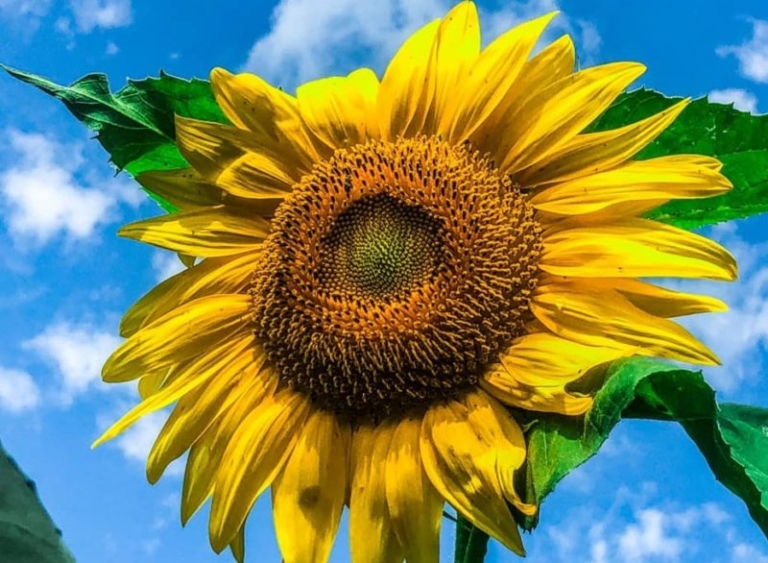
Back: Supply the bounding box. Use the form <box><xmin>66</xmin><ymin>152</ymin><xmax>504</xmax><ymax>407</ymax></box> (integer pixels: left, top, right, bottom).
<box><xmin>591</xmin><ymin>89</ymin><xmax>768</xmax><ymax>229</ymax></box>
<box><xmin>522</xmin><ymin>358</ymin><xmax>768</xmax><ymax>538</ymax></box>
<box><xmin>0</xmin><ymin>439</ymin><xmax>76</xmax><ymax>563</ymax></box>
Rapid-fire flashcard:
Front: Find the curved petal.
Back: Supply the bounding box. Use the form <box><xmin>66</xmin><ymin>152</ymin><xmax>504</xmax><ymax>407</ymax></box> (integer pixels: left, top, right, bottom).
<box><xmin>349</xmin><ymin>424</ymin><xmax>404</xmax><ymax>563</ymax></box>
<box><xmin>377</xmin><ymin>18</ymin><xmax>440</xmax><ymax>141</ymax></box>
<box><xmin>530</xmin><ymin>155</ymin><xmax>732</xmax><ymax>215</ymax></box>
<box><xmin>229</xmin><ymin>525</ymin><xmax>245</xmax><ymax>563</ymax></box>
<box><xmin>209</xmin><ymin>68</ymin><xmax>320</xmax><ymax>166</ymax></box>
<box><xmin>93</xmin><ymin>335</ymin><xmax>255</xmax><ymax>447</ymax></box>
<box><xmin>432</xmin><ymin>1</ymin><xmax>481</xmax><ymax>138</ymax></box>
<box><xmin>297</xmin><ymin>68</ymin><xmax>380</xmax><ymax>150</ymax></box>
<box><xmin>136</xmin><ymin>168</ymin><xmax>224</xmax><ymax>211</ymax></box>
<box><xmin>175</xmin><ymin>116</ymin><xmax>300</xmax><ymax>200</ymax></box>
<box><xmin>540</xmin><ymin>217</ymin><xmax>738</xmax><ymax>281</ymax></box>
<box><xmin>146</xmin><ymin>347</ymin><xmax>275</xmax><ymax>484</ymax></box>
<box><xmin>443</xmin><ymin>12</ymin><xmax>557</xmax><ymax>143</ymax></box>
<box><xmin>471</xmin><ymin>34</ymin><xmax>574</xmax><ymax>156</ymax></box>
<box><xmin>536</xmin><ymin>276</ymin><xmax>729</xmax><ymax>318</ymax></box>
<box><xmin>180</xmin><ymin>368</ymin><xmax>279</xmax><ymax>525</ymax></box>
<box><xmin>272</xmin><ymin>410</ymin><xmax>350</xmax><ymax>563</ymax></box>
<box><xmin>497</xmin><ymin>331</ymin><xmax>633</xmax><ymax>388</ymax></box>
<box><xmin>209</xmin><ymin>389</ymin><xmax>311</xmax><ymax>552</ymax></box>
<box><xmin>499</xmin><ymin>62</ymin><xmax>645</xmax><ymax>173</ymax></box>
<box><xmin>480</xmin><ymin>365</ymin><xmax>594</xmax><ymax>415</ymax></box>
<box><xmin>420</xmin><ymin>391</ymin><xmax>533</xmax><ymax>555</ymax></box>
<box><xmin>385</xmin><ymin>416</ymin><xmax>443</xmax><ymax>563</ymax></box>
<box><xmin>530</xmin><ymin>288</ymin><xmax>721</xmax><ymax>365</ymax></box>
<box><xmin>102</xmin><ymin>294</ymin><xmax>252</xmax><ymax>383</ymax></box>
<box><xmin>119</xmin><ymin>207</ymin><xmax>269</xmax><ymax>257</ymax></box>
<box><xmin>516</xmin><ymin>99</ymin><xmax>689</xmax><ymax>186</ymax></box>
<box><xmin>120</xmin><ymin>251</ymin><xmax>259</xmax><ymax>338</ymax></box>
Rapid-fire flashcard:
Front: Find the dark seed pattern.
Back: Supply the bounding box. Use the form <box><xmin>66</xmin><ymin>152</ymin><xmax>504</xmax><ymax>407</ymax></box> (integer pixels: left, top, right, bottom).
<box><xmin>250</xmin><ymin>136</ymin><xmax>542</xmax><ymax>422</ymax></box>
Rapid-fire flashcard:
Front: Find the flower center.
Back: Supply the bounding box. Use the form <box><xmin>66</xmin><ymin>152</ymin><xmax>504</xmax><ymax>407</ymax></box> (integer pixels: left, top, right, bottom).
<box><xmin>317</xmin><ymin>193</ymin><xmax>444</xmax><ymax>300</ymax></box>
<box><xmin>251</xmin><ymin>136</ymin><xmax>543</xmax><ymax>422</ymax></box>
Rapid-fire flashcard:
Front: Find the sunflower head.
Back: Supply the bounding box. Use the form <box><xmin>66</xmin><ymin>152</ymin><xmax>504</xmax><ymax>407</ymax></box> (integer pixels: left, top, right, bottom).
<box><xmin>96</xmin><ymin>2</ymin><xmax>737</xmax><ymax>562</ymax></box>
<box><xmin>252</xmin><ymin>135</ymin><xmax>542</xmax><ymax>421</ymax></box>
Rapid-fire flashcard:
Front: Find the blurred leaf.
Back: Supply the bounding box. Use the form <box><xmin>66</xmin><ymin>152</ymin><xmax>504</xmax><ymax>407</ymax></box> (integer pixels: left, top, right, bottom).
<box><xmin>0</xmin><ymin>439</ymin><xmax>77</xmax><ymax>563</ymax></box>
<box><xmin>522</xmin><ymin>357</ymin><xmax>768</xmax><ymax>539</ymax></box>
<box><xmin>590</xmin><ymin>89</ymin><xmax>768</xmax><ymax>228</ymax></box>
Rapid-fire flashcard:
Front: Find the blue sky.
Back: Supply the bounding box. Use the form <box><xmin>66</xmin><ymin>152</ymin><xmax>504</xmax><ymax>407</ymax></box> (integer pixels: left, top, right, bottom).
<box><xmin>1</xmin><ymin>0</ymin><xmax>768</xmax><ymax>562</ymax></box>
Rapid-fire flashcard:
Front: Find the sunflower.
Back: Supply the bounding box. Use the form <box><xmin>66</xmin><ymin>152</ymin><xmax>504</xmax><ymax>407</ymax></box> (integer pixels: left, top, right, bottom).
<box><xmin>93</xmin><ymin>2</ymin><xmax>736</xmax><ymax>562</ymax></box>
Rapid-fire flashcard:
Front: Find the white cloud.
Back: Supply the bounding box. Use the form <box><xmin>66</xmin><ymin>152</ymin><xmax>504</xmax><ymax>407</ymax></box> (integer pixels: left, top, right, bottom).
<box><xmin>668</xmin><ymin>222</ymin><xmax>768</xmax><ymax>394</ymax></box>
<box><xmin>68</xmin><ymin>0</ymin><xmax>133</xmax><ymax>33</ymax></box>
<box><xmin>151</xmin><ymin>251</ymin><xmax>186</xmax><ymax>283</ymax></box>
<box><xmin>0</xmin><ymin>130</ymin><xmax>142</xmax><ymax>248</ymax></box>
<box><xmin>617</xmin><ymin>509</ymin><xmax>686</xmax><ymax>562</ymax></box>
<box><xmin>531</xmin><ymin>493</ymin><xmax>763</xmax><ymax>563</ymax></box>
<box><xmin>0</xmin><ymin>0</ymin><xmax>51</xmax><ymax>19</ymax></box>
<box><xmin>717</xmin><ymin>19</ymin><xmax>768</xmax><ymax>83</ymax></box>
<box><xmin>241</xmin><ymin>0</ymin><xmax>598</xmax><ymax>91</ymax></box>
<box><xmin>23</xmin><ymin>321</ymin><xmax>122</xmax><ymax>405</ymax></box>
<box><xmin>0</xmin><ymin>367</ymin><xmax>41</xmax><ymax>413</ymax></box>
<box><xmin>105</xmin><ymin>41</ymin><xmax>119</xmax><ymax>55</ymax></box>
<box><xmin>708</xmin><ymin>88</ymin><xmax>759</xmax><ymax>113</ymax></box>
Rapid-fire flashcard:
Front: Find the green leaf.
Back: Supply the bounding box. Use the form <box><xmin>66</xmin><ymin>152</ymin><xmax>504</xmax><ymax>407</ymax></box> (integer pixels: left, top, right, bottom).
<box><xmin>0</xmin><ymin>439</ymin><xmax>77</xmax><ymax>563</ymax></box>
<box><xmin>590</xmin><ymin>89</ymin><xmax>768</xmax><ymax>228</ymax></box>
<box><xmin>1</xmin><ymin>66</ymin><xmax>230</xmax><ymax>212</ymax></box>
<box><xmin>454</xmin><ymin>514</ymin><xmax>489</xmax><ymax>563</ymax></box>
<box><xmin>522</xmin><ymin>357</ymin><xmax>768</xmax><ymax>539</ymax></box>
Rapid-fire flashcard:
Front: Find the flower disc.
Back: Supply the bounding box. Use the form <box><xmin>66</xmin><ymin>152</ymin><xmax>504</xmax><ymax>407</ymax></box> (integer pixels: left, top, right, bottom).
<box><xmin>251</xmin><ymin>136</ymin><xmax>543</xmax><ymax>420</ymax></box>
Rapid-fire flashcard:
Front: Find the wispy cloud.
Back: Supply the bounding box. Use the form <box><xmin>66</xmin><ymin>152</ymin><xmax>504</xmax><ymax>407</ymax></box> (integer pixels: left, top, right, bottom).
<box><xmin>241</xmin><ymin>0</ymin><xmax>598</xmax><ymax>91</ymax></box>
<box><xmin>0</xmin><ymin>0</ymin><xmax>51</xmax><ymax>20</ymax></box>
<box><xmin>23</xmin><ymin>321</ymin><xmax>122</xmax><ymax>406</ymax></box>
<box><xmin>68</xmin><ymin>0</ymin><xmax>133</xmax><ymax>33</ymax></box>
<box><xmin>0</xmin><ymin>129</ymin><xmax>142</xmax><ymax>249</ymax></box>
<box><xmin>151</xmin><ymin>251</ymin><xmax>185</xmax><ymax>283</ymax></box>
<box><xmin>716</xmin><ymin>19</ymin><xmax>768</xmax><ymax>83</ymax></box>
<box><xmin>0</xmin><ymin>366</ymin><xmax>41</xmax><ymax>413</ymax></box>
<box><xmin>708</xmin><ymin>88</ymin><xmax>759</xmax><ymax>113</ymax></box>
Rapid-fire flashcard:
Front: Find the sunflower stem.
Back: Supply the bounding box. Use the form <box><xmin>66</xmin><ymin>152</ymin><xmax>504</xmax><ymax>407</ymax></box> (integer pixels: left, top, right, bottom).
<box><xmin>454</xmin><ymin>515</ymin><xmax>489</xmax><ymax>563</ymax></box>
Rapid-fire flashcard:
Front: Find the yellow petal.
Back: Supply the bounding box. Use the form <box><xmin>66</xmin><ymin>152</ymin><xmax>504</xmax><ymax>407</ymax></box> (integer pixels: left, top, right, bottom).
<box><xmin>93</xmin><ymin>336</ymin><xmax>254</xmax><ymax>448</ymax></box>
<box><xmin>272</xmin><ymin>410</ymin><xmax>350</xmax><ymax>563</ymax></box>
<box><xmin>500</xmin><ymin>62</ymin><xmax>645</xmax><ymax>173</ymax></box>
<box><xmin>480</xmin><ymin>366</ymin><xmax>594</xmax><ymax>415</ymax></box>
<box><xmin>136</xmin><ymin>168</ymin><xmax>224</xmax><ymax>211</ymax></box>
<box><xmin>137</xmin><ymin>369</ymin><xmax>169</xmax><ymax>400</ymax></box>
<box><xmin>103</xmin><ymin>294</ymin><xmax>252</xmax><ymax>383</ymax></box>
<box><xmin>229</xmin><ymin>525</ymin><xmax>246</xmax><ymax>563</ymax></box>
<box><xmin>518</xmin><ymin>99</ymin><xmax>690</xmax><ymax>187</ymax></box>
<box><xmin>209</xmin><ymin>67</ymin><xmax>320</xmax><ymax>166</ymax></box>
<box><xmin>537</xmin><ymin>276</ymin><xmax>729</xmax><ymax>318</ymax></box>
<box><xmin>443</xmin><ymin>12</ymin><xmax>558</xmax><ymax>143</ymax></box>
<box><xmin>209</xmin><ymin>389</ymin><xmax>311</xmax><ymax>552</ymax></box>
<box><xmin>180</xmin><ymin>368</ymin><xmax>279</xmax><ymax>525</ymax></box>
<box><xmin>497</xmin><ymin>331</ymin><xmax>633</xmax><ymax>388</ymax></box>
<box><xmin>432</xmin><ymin>1</ymin><xmax>481</xmax><ymax>137</ymax></box>
<box><xmin>175</xmin><ymin>116</ymin><xmax>299</xmax><ymax>200</ymax></box>
<box><xmin>420</xmin><ymin>391</ymin><xmax>532</xmax><ymax>555</ymax></box>
<box><xmin>530</xmin><ymin>155</ymin><xmax>732</xmax><ymax>215</ymax></box>
<box><xmin>472</xmin><ymin>34</ymin><xmax>575</xmax><ymax>156</ymax></box>
<box><xmin>146</xmin><ymin>346</ymin><xmax>274</xmax><ymax>484</ymax></box>
<box><xmin>377</xmin><ymin>19</ymin><xmax>440</xmax><ymax>141</ymax></box>
<box><xmin>530</xmin><ymin>288</ymin><xmax>721</xmax><ymax>365</ymax></box>
<box><xmin>296</xmin><ymin>68</ymin><xmax>380</xmax><ymax>150</ymax></box>
<box><xmin>120</xmin><ymin>251</ymin><xmax>259</xmax><ymax>338</ymax></box>
<box><xmin>385</xmin><ymin>416</ymin><xmax>443</xmax><ymax>563</ymax></box>
<box><xmin>540</xmin><ymin>217</ymin><xmax>738</xmax><ymax>281</ymax></box>
<box><xmin>119</xmin><ymin>207</ymin><xmax>269</xmax><ymax>257</ymax></box>
<box><xmin>349</xmin><ymin>424</ymin><xmax>404</xmax><ymax>563</ymax></box>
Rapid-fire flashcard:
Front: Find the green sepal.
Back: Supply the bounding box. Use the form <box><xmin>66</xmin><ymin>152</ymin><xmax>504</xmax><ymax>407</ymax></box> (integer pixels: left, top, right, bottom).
<box><xmin>1</xmin><ymin>65</ymin><xmax>230</xmax><ymax>212</ymax></box>
<box><xmin>590</xmin><ymin>89</ymin><xmax>768</xmax><ymax>229</ymax></box>
<box><xmin>522</xmin><ymin>357</ymin><xmax>768</xmax><ymax>539</ymax></box>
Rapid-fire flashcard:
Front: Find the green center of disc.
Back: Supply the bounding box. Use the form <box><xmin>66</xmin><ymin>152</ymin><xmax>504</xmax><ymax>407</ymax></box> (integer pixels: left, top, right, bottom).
<box><xmin>317</xmin><ymin>193</ymin><xmax>443</xmax><ymax>299</ymax></box>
